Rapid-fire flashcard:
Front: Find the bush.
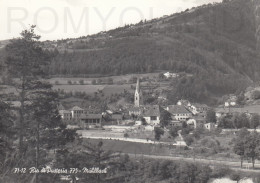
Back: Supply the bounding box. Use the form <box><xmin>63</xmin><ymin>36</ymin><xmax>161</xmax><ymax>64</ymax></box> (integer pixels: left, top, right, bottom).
<box><xmin>210</xmin><ymin>166</ymin><xmax>231</xmax><ymax>178</ymax></box>
<box><xmin>67</xmin><ymin>80</ymin><xmax>72</xmax><ymax>85</ymax></box>
<box><xmin>183</xmin><ymin>135</ymin><xmax>193</xmax><ymax>146</ymax></box>
<box><xmin>124</xmin><ymin>133</ymin><xmax>129</xmax><ymax>138</ymax></box>
<box><xmin>92</xmin><ymin>79</ymin><xmax>96</xmax><ymax>85</ymax></box>
<box><xmin>252</xmin><ymin>90</ymin><xmax>260</xmax><ymax>100</ymax></box>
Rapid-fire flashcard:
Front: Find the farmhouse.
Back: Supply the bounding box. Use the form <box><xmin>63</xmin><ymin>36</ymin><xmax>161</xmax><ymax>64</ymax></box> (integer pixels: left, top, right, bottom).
<box><xmin>164</xmin><ymin>72</ymin><xmax>179</xmax><ymax>79</ymax></box>
<box><xmin>111</xmin><ymin>111</ymin><xmax>124</xmax><ymax>121</ymax></box>
<box><xmin>143</xmin><ymin>105</ymin><xmax>161</xmax><ymax>126</ymax></box>
<box><xmin>129</xmin><ymin>107</ymin><xmax>143</xmax><ymax>116</ymax></box>
<box><xmin>190</xmin><ymin>103</ymin><xmax>209</xmax><ymax>115</ymax></box>
<box><xmin>59</xmin><ymin>110</ymin><xmax>72</xmax><ymax>121</ymax></box>
<box><xmin>187</xmin><ymin>116</ymin><xmax>206</xmax><ymax>128</ymax></box>
<box><xmin>177</xmin><ymin>99</ymin><xmax>191</xmax><ymax>107</ymax></box>
<box><xmin>204</xmin><ymin>123</ymin><xmax>216</xmax><ymax>131</ymax></box>
<box><xmin>80</xmin><ymin>114</ymin><xmax>103</xmax><ymax>129</ymax></box>
<box><xmin>169</xmin><ymin>120</ymin><xmax>182</xmax><ymax>127</ymax></box>
<box><xmin>167</xmin><ymin>105</ymin><xmax>192</xmax><ymax>121</ymax></box>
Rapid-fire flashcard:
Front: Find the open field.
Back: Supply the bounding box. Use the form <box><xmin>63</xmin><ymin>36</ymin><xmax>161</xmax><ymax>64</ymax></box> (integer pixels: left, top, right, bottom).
<box><xmin>0</xmin><ymin>85</ymin><xmax>17</xmax><ymax>95</ymax></box>
<box><xmin>102</xmin><ymin>85</ymin><xmax>134</xmax><ymax>95</ymax></box>
<box><xmin>84</xmin><ymin>139</ymin><xmax>260</xmax><ymax>171</ymax></box>
<box><xmin>84</xmin><ymin>138</ymin><xmax>173</xmax><ymax>155</ymax></box>
<box><xmin>52</xmin><ymin>84</ymin><xmax>134</xmax><ymax>96</ymax></box>
<box><xmin>52</xmin><ymin>85</ymin><xmax>105</xmax><ymax>94</ymax></box>
<box><xmin>48</xmin><ymin>72</ymin><xmax>161</xmax><ymax>85</ymax></box>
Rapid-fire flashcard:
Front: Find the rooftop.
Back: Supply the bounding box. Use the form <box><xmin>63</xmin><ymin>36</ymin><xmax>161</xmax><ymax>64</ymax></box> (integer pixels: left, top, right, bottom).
<box><xmin>167</xmin><ymin>105</ymin><xmax>191</xmax><ymax>114</ymax></box>
<box><xmin>59</xmin><ymin>110</ymin><xmax>71</xmax><ymax>114</ymax></box>
<box><xmin>143</xmin><ymin>105</ymin><xmax>161</xmax><ymax>117</ymax></box>
<box><xmin>71</xmin><ymin>106</ymin><xmax>84</xmax><ymax>111</ymax></box>
<box><xmin>80</xmin><ymin>114</ymin><xmax>102</xmax><ymax>119</ymax></box>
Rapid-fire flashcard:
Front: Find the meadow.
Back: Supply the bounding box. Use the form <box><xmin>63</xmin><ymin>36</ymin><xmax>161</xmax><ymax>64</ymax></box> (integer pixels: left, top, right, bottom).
<box><xmin>52</xmin><ymin>84</ymin><xmax>134</xmax><ymax>96</ymax></box>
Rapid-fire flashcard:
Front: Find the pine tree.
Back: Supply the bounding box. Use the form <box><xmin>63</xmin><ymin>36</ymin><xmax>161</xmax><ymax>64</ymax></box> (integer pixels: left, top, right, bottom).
<box><xmin>5</xmin><ymin>25</ymin><xmax>51</xmax><ymax>156</ymax></box>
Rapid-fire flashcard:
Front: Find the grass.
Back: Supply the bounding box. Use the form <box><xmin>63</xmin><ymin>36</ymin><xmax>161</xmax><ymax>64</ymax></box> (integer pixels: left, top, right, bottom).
<box><xmin>52</xmin><ymin>85</ymin><xmax>105</xmax><ymax>94</ymax></box>
<box><xmin>48</xmin><ymin>72</ymin><xmax>161</xmax><ymax>85</ymax></box>
<box><xmin>0</xmin><ymin>85</ymin><xmax>17</xmax><ymax>95</ymax></box>
<box><xmin>52</xmin><ymin>84</ymin><xmax>134</xmax><ymax>97</ymax></box>
<box><xmin>102</xmin><ymin>85</ymin><xmax>134</xmax><ymax>96</ymax></box>
<box><xmin>84</xmin><ymin>138</ymin><xmax>173</xmax><ymax>155</ymax></box>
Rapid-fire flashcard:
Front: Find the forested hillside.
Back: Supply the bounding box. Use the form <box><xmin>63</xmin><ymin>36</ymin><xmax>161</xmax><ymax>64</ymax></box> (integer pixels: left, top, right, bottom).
<box><xmin>1</xmin><ymin>0</ymin><xmax>260</xmax><ymax>104</ymax></box>
<box><xmin>49</xmin><ymin>0</ymin><xmax>258</xmax><ymax>76</ymax></box>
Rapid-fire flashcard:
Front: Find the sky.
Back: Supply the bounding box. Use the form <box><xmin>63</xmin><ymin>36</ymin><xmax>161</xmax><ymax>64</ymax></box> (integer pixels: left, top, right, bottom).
<box><xmin>0</xmin><ymin>0</ymin><xmax>222</xmax><ymax>41</ymax></box>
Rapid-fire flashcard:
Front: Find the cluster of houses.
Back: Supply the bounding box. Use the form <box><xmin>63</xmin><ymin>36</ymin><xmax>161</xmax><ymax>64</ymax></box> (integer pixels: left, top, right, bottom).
<box><xmin>58</xmin><ymin>79</ymin><xmax>216</xmax><ymax>131</ymax></box>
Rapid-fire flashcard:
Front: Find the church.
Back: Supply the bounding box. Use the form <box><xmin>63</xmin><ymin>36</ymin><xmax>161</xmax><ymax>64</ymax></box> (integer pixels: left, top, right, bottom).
<box><xmin>134</xmin><ymin>78</ymin><xmax>143</xmax><ymax>107</ymax></box>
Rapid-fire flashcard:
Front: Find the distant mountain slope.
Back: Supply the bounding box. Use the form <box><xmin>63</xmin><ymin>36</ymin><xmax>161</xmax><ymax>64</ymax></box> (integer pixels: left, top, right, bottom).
<box><xmin>49</xmin><ymin>0</ymin><xmax>258</xmax><ymax>77</ymax></box>
<box><xmin>45</xmin><ymin>0</ymin><xmax>260</xmax><ymax>104</ymax></box>
<box><xmin>1</xmin><ymin>0</ymin><xmax>260</xmax><ymax>104</ymax></box>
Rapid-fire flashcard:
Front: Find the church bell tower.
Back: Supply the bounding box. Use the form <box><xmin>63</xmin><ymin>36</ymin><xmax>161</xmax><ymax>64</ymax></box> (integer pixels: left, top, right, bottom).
<box><xmin>134</xmin><ymin>78</ymin><xmax>143</xmax><ymax>107</ymax></box>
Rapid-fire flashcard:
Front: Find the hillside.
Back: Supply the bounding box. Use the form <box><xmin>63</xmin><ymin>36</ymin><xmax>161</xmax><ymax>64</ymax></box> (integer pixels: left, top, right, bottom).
<box><xmin>48</xmin><ymin>0</ymin><xmax>258</xmax><ymax>75</ymax></box>
<box><xmin>1</xmin><ymin>0</ymin><xmax>260</xmax><ymax>105</ymax></box>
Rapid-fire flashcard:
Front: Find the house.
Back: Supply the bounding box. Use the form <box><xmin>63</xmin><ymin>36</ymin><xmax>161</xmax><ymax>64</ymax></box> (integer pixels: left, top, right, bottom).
<box><xmin>166</xmin><ymin>105</ymin><xmax>192</xmax><ymax>121</ymax></box>
<box><xmin>111</xmin><ymin>112</ymin><xmax>124</xmax><ymax>121</ymax></box>
<box><xmin>187</xmin><ymin>116</ymin><xmax>205</xmax><ymax>128</ymax></box>
<box><xmin>190</xmin><ymin>103</ymin><xmax>209</xmax><ymax>115</ymax></box>
<box><xmin>80</xmin><ymin>114</ymin><xmax>102</xmax><ymax>129</ymax></box>
<box><xmin>71</xmin><ymin>106</ymin><xmax>85</xmax><ymax>120</ymax></box>
<box><xmin>204</xmin><ymin>123</ymin><xmax>216</xmax><ymax>131</ymax></box>
<box><xmin>177</xmin><ymin>100</ymin><xmax>191</xmax><ymax>107</ymax></box>
<box><xmin>143</xmin><ymin>105</ymin><xmax>161</xmax><ymax>126</ymax></box>
<box><xmin>169</xmin><ymin>120</ymin><xmax>182</xmax><ymax>127</ymax></box>
<box><xmin>215</xmin><ymin>107</ymin><xmax>245</xmax><ymax>118</ymax></box>
<box><xmin>129</xmin><ymin>107</ymin><xmax>142</xmax><ymax>116</ymax></box>
<box><xmin>224</xmin><ymin>95</ymin><xmax>237</xmax><ymax>107</ymax></box>
<box><xmin>164</xmin><ymin>72</ymin><xmax>179</xmax><ymax>79</ymax></box>
<box><xmin>59</xmin><ymin>110</ymin><xmax>72</xmax><ymax>121</ymax></box>
<box><xmin>187</xmin><ymin>118</ymin><xmax>196</xmax><ymax>127</ymax></box>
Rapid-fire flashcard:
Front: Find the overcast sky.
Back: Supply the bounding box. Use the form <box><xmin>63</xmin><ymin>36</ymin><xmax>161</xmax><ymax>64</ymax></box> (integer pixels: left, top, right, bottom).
<box><xmin>0</xmin><ymin>0</ymin><xmax>222</xmax><ymax>41</ymax></box>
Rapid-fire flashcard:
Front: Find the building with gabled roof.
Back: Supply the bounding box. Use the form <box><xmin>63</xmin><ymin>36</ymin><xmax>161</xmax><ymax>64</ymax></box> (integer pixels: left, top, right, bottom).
<box><xmin>71</xmin><ymin>106</ymin><xmax>84</xmax><ymax>120</ymax></box>
<box><xmin>166</xmin><ymin>105</ymin><xmax>192</xmax><ymax>121</ymax></box>
<box><xmin>190</xmin><ymin>103</ymin><xmax>209</xmax><ymax>115</ymax></box>
<box><xmin>59</xmin><ymin>110</ymin><xmax>72</xmax><ymax>121</ymax></box>
<box><xmin>143</xmin><ymin>105</ymin><xmax>162</xmax><ymax>126</ymax></box>
<box><xmin>80</xmin><ymin>114</ymin><xmax>103</xmax><ymax>129</ymax></box>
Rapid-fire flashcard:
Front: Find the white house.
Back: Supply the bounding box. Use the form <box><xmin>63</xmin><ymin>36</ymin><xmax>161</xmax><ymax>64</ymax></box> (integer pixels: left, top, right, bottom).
<box><xmin>177</xmin><ymin>100</ymin><xmax>191</xmax><ymax>107</ymax></box>
<box><xmin>164</xmin><ymin>72</ymin><xmax>179</xmax><ymax>79</ymax></box>
<box><xmin>204</xmin><ymin>123</ymin><xmax>216</xmax><ymax>131</ymax></box>
<box><xmin>190</xmin><ymin>103</ymin><xmax>209</xmax><ymax>115</ymax></box>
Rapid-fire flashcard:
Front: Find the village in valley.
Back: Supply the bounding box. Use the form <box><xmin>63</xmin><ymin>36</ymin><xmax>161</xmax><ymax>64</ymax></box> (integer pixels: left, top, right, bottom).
<box><xmin>59</xmin><ymin>76</ymin><xmax>212</xmax><ymax>145</ymax></box>
<box><xmin>57</xmin><ymin>73</ymin><xmax>260</xmax><ymax>151</ymax></box>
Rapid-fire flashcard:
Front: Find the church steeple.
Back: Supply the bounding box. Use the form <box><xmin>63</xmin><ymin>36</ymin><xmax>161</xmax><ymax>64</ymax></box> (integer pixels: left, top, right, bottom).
<box><xmin>134</xmin><ymin>78</ymin><xmax>143</xmax><ymax>107</ymax></box>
